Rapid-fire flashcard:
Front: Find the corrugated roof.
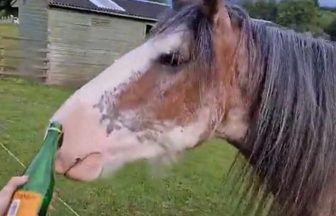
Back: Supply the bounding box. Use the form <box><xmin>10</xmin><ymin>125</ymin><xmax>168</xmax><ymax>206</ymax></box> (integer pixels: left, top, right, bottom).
<box><xmin>49</xmin><ymin>0</ymin><xmax>169</xmax><ymax>21</ymax></box>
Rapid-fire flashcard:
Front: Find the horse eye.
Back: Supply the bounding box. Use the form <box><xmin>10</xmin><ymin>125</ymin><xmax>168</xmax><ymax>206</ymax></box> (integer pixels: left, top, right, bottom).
<box><xmin>159</xmin><ymin>52</ymin><xmax>184</xmax><ymax>67</ymax></box>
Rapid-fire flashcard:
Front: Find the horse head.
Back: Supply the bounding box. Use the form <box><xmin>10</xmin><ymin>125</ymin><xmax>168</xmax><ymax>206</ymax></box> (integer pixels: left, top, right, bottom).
<box><xmin>52</xmin><ymin>0</ymin><xmax>249</xmax><ymax>182</ymax></box>
<box><xmin>52</xmin><ymin>0</ymin><xmax>336</xmax><ymax>215</ymax></box>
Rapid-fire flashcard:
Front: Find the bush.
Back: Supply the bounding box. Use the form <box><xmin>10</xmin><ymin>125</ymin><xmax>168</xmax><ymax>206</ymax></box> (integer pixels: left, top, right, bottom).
<box><xmin>242</xmin><ymin>0</ymin><xmax>278</xmax><ymax>22</ymax></box>
<box><xmin>276</xmin><ymin>0</ymin><xmax>318</xmax><ymax>31</ymax></box>
<box><xmin>242</xmin><ymin>0</ymin><xmax>336</xmax><ymax>40</ymax></box>
<box><xmin>325</xmin><ymin>18</ymin><xmax>336</xmax><ymax>40</ymax></box>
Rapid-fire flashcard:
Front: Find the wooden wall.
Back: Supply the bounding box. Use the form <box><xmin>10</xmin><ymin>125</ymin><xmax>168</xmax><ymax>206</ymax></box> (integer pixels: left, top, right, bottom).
<box><xmin>47</xmin><ymin>8</ymin><xmax>151</xmax><ymax>87</ymax></box>
<box><xmin>18</xmin><ymin>0</ymin><xmax>49</xmax><ymax>80</ymax></box>
<box><xmin>0</xmin><ymin>24</ymin><xmax>20</xmax><ymax>75</ymax></box>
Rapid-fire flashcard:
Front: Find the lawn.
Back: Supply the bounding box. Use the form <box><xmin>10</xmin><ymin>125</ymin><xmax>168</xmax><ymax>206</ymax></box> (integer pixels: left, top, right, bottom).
<box><xmin>0</xmin><ymin>77</ymin><xmax>239</xmax><ymax>216</ymax></box>
<box><xmin>0</xmin><ymin>24</ymin><xmax>18</xmax><ymax>38</ymax></box>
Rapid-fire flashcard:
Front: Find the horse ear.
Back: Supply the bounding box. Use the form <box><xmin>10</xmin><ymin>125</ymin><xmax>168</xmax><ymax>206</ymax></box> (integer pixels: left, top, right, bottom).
<box><xmin>172</xmin><ymin>0</ymin><xmax>222</xmax><ymax>18</ymax></box>
<box><xmin>203</xmin><ymin>0</ymin><xmax>232</xmax><ymax>28</ymax></box>
<box><xmin>202</xmin><ymin>0</ymin><xmax>219</xmax><ymax>22</ymax></box>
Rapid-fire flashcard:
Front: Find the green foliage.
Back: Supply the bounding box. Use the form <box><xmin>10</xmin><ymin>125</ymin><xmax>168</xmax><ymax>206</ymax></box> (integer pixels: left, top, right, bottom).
<box><xmin>318</xmin><ymin>10</ymin><xmax>336</xmax><ymax>29</ymax></box>
<box><xmin>276</xmin><ymin>0</ymin><xmax>318</xmax><ymax>31</ymax></box>
<box><xmin>242</xmin><ymin>0</ymin><xmax>277</xmax><ymax>22</ymax></box>
<box><xmin>0</xmin><ymin>0</ymin><xmax>12</xmax><ymax>17</ymax></box>
<box><xmin>243</xmin><ymin>0</ymin><xmax>336</xmax><ymax>40</ymax></box>
<box><xmin>325</xmin><ymin>18</ymin><xmax>336</xmax><ymax>40</ymax></box>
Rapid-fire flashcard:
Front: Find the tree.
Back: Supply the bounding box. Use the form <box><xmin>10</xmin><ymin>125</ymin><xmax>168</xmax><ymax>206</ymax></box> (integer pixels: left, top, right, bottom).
<box><xmin>276</xmin><ymin>0</ymin><xmax>319</xmax><ymax>32</ymax></box>
<box><xmin>242</xmin><ymin>0</ymin><xmax>278</xmax><ymax>22</ymax></box>
<box><xmin>0</xmin><ymin>0</ymin><xmax>16</xmax><ymax>17</ymax></box>
<box><xmin>325</xmin><ymin>18</ymin><xmax>336</xmax><ymax>40</ymax></box>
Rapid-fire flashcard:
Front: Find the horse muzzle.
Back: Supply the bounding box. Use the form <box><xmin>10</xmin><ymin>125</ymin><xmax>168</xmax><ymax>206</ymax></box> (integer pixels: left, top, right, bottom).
<box><xmin>55</xmin><ymin>151</ymin><xmax>104</xmax><ymax>182</ymax></box>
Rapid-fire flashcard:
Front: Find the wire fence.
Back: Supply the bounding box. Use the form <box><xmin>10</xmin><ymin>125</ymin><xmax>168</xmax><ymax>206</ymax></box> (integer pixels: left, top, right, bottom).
<box><xmin>0</xmin><ymin>141</ymin><xmax>80</xmax><ymax>216</ymax></box>
<box><xmin>0</xmin><ymin>16</ymin><xmax>19</xmax><ymax>24</ymax></box>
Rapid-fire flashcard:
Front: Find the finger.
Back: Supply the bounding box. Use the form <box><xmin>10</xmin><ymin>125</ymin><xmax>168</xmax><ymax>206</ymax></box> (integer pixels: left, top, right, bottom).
<box><xmin>3</xmin><ymin>176</ymin><xmax>28</xmax><ymax>193</ymax></box>
<box><xmin>7</xmin><ymin>176</ymin><xmax>28</xmax><ymax>187</ymax></box>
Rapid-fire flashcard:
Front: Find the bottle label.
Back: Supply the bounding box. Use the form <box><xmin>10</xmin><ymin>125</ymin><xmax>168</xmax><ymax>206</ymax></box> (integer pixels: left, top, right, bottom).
<box><xmin>7</xmin><ymin>191</ymin><xmax>42</xmax><ymax>216</ymax></box>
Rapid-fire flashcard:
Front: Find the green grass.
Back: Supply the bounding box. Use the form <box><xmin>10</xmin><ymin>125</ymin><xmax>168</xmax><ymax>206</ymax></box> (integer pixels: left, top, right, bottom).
<box><xmin>0</xmin><ymin>24</ymin><xmax>18</xmax><ymax>37</ymax></box>
<box><xmin>0</xmin><ymin>77</ymin><xmax>239</xmax><ymax>215</ymax></box>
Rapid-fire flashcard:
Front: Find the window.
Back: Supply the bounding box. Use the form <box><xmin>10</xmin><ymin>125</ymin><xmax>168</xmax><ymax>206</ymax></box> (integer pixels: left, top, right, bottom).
<box><xmin>145</xmin><ymin>24</ymin><xmax>153</xmax><ymax>38</ymax></box>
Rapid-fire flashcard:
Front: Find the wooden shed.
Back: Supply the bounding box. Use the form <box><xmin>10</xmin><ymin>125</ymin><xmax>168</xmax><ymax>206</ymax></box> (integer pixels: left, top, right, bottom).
<box><xmin>18</xmin><ymin>0</ymin><xmax>167</xmax><ymax>87</ymax></box>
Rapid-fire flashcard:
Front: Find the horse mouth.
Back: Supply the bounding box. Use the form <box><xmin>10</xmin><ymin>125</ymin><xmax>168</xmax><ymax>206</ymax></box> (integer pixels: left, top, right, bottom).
<box><xmin>56</xmin><ymin>152</ymin><xmax>104</xmax><ymax>182</ymax></box>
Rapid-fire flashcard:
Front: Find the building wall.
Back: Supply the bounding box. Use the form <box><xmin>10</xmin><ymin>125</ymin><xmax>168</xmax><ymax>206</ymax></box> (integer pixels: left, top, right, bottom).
<box><xmin>18</xmin><ymin>0</ymin><xmax>48</xmax><ymax>79</ymax></box>
<box><xmin>0</xmin><ymin>24</ymin><xmax>19</xmax><ymax>75</ymax></box>
<box><xmin>47</xmin><ymin>8</ymin><xmax>152</xmax><ymax>87</ymax></box>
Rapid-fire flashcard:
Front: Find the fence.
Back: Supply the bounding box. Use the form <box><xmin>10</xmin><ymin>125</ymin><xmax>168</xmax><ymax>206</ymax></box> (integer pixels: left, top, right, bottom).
<box><xmin>0</xmin><ymin>15</ymin><xmax>19</xmax><ymax>24</ymax></box>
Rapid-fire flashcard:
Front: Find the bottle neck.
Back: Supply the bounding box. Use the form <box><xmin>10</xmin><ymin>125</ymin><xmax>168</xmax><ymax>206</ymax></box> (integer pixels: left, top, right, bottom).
<box><xmin>42</xmin><ymin>130</ymin><xmax>61</xmax><ymax>156</ymax></box>
<box><xmin>25</xmin><ymin>126</ymin><xmax>62</xmax><ymax>174</ymax></box>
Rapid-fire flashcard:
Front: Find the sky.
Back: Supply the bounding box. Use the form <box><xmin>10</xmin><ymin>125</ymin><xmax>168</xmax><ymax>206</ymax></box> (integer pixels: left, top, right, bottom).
<box><xmin>319</xmin><ymin>0</ymin><xmax>336</xmax><ymax>7</ymax></box>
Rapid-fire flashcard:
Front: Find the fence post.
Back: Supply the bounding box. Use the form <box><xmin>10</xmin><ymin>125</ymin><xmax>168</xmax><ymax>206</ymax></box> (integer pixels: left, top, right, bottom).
<box><xmin>0</xmin><ymin>38</ymin><xmax>3</xmax><ymax>72</ymax></box>
<box><xmin>0</xmin><ymin>15</ymin><xmax>19</xmax><ymax>24</ymax></box>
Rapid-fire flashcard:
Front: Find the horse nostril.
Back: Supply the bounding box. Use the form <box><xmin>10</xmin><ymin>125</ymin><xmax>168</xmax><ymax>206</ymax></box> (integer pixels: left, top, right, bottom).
<box><xmin>63</xmin><ymin>157</ymin><xmax>82</xmax><ymax>176</ymax></box>
<box><xmin>58</xmin><ymin>133</ymin><xmax>64</xmax><ymax>149</ymax></box>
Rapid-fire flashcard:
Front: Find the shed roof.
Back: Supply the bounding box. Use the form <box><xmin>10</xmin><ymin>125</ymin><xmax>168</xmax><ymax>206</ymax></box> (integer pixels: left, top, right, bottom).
<box><xmin>11</xmin><ymin>0</ymin><xmax>19</xmax><ymax>8</ymax></box>
<box><xmin>49</xmin><ymin>0</ymin><xmax>169</xmax><ymax>21</ymax></box>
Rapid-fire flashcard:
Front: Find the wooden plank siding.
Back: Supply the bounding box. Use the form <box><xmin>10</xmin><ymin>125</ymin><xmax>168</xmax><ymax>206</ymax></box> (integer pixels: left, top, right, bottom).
<box><xmin>18</xmin><ymin>0</ymin><xmax>48</xmax><ymax>80</ymax></box>
<box><xmin>47</xmin><ymin>8</ymin><xmax>151</xmax><ymax>87</ymax></box>
<box><xmin>0</xmin><ymin>24</ymin><xmax>20</xmax><ymax>74</ymax></box>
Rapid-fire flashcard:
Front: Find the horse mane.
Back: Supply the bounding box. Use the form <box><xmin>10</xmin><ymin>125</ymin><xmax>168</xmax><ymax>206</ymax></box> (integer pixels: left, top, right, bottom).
<box><xmin>239</xmin><ymin>7</ymin><xmax>336</xmax><ymax>216</ymax></box>
<box><xmin>154</xmin><ymin>3</ymin><xmax>336</xmax><ymax>216</ymax></box>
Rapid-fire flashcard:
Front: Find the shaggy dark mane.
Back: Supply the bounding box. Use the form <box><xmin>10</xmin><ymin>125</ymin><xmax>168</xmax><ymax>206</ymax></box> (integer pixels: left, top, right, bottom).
<box><xmin>154</xmin><ymin>2</ymin><xmax>336</xmax><ymax>216</ymax></box>
<box><xmin>242</xmin><ymin>12</ymin><xmax>336</xmax><ymax>216</ymax></box>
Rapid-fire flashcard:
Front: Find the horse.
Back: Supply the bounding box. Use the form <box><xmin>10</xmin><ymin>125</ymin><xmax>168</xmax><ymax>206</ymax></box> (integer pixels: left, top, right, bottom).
<box><xmin>52</xmin><ymin>0</ymin><xmax>336</xmax><ymax>215</ymax></box>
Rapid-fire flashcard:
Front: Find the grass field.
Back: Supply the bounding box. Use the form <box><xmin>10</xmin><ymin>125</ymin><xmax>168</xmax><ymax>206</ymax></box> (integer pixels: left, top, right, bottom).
<box><xmin>0</xmin><ymin>77</ymin><xmax>239</xmax><ymax>215</ymax></box>
<box><xmin>0</xmin><ymin>24</ymin><xmax>18</xmax><ymax>37</ymax></box>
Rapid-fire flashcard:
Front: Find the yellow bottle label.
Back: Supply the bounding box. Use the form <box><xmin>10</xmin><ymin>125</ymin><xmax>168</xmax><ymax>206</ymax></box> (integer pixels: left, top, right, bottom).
<box><xmin>6</xmin><ymin>191</ymin><xmax>42</xmax><ymax>216</ymax></box>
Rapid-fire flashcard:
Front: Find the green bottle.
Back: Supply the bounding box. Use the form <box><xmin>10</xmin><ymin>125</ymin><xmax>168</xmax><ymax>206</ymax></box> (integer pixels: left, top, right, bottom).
<box><xmin>6</xmin><ymin>122</ymin><xmax>63</xmax><ymax>216</ymax></box>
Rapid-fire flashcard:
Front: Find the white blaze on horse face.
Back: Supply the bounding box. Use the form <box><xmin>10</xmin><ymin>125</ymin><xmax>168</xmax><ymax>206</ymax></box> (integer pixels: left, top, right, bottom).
<box><xmin>52</xmin><ymin>27</ymin><xmax>210</xmax><ymax>181</ymax></box>
<box><xmin>99</xmin><ymin>108</ymin><xmax>211</xmax><ymax>178</ymax></box>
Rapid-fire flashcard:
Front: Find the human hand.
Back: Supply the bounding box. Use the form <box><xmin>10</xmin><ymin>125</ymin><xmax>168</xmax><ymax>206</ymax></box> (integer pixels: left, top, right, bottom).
<box><xmin>0</xmin><ymin>176</ymin><xmax>28</xmax><ymax>216</ymax></box>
